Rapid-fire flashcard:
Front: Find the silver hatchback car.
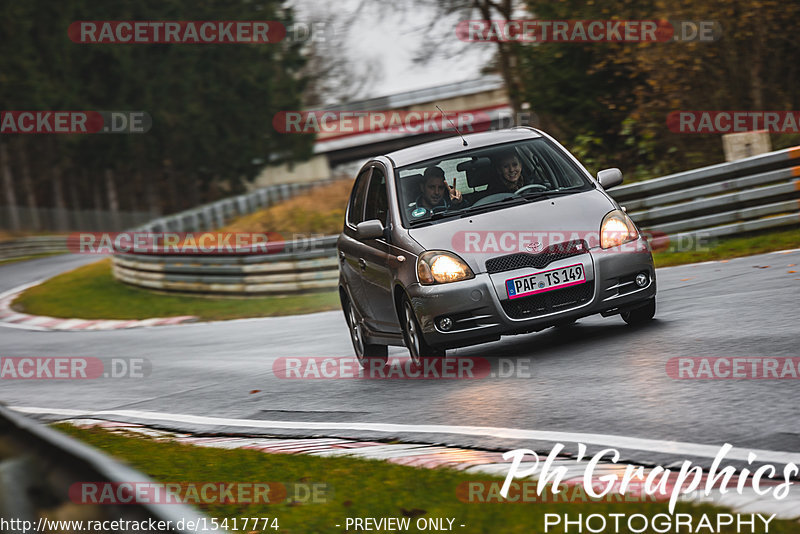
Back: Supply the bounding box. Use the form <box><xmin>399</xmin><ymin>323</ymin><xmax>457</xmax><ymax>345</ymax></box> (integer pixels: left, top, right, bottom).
<box><xmin>337</xmin><ymin>127</ymin><xmax>656</xmax><ymax>367</ymax></box>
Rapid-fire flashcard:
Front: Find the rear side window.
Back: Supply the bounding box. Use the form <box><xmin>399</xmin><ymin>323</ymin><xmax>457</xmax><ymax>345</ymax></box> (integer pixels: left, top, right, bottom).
<box><xmin>347</xmin><ymin>168</ymin><xmax>371</xmax><ymax>226</ymax></box>
<box><xmin>363</xmin><ymin>168</ymin><xmax>388</xmax><ymax>228</ymax></box>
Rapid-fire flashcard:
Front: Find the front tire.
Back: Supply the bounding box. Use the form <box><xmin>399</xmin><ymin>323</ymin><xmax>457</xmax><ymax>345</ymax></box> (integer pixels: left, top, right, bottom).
<box><xmin>343</xmin><ymin>297</ymin><xmax>387</xmax><ymax>369</ymax></box>
<box><xmin>401</xmin><ymin>297</ymin><xmax>445</xmax><ymax>365</ymax></box>
<box><xmin>621</xmin><ymin>297</ymin><xmax>656</xmax><ymax>325</ymax></box>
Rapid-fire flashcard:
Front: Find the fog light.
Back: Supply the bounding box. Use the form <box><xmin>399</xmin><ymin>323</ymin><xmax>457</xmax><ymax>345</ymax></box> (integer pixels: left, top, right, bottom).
<box><xmin>438</xmin><ymin>317</ymin><xmax>453</xmax><ymax>331</ymax></box>
<box><xmin>635</xmin><ymin>273</ymin><xmax>649</xmax><ymax>287</ymax></box>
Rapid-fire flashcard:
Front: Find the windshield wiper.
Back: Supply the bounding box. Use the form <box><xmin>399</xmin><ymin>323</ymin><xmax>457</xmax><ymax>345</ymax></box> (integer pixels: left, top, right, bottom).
<box><xmin>428</xmin><ymin>210</ymin><xmax>462</xmax><ymax>221</ymax></box>
<box><xmin>461</xmin><ymin>195</ymin><xmax>529</xmax><ymax>215</ymax></box>
<box><xmin>518</xmin><ymin>189</ymin><xmax>584</xmax><ymax>200</ymax></box>
<box><xmin>408</xmin><ymin>210</ymin><xmax>462</xmax><ymax>226</ymax></box>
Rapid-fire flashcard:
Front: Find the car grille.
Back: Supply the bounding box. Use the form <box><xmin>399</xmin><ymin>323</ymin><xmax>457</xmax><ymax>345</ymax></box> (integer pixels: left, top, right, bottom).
<box><xmin>501</xmin><ymin>281</ymin><xmax>594</xmax><ymax>319</ymax></box>
<box><xmin>485</xmin><ymin>240</ymin><xmax>588</xmax><ymax>274</ymax></box>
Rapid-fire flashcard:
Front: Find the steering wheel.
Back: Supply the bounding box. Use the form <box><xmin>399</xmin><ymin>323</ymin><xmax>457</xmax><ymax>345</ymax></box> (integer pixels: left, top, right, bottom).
<box><xmin>470</xmin><ymin>193</ymin><xmax>515</xmax><ymax>207</ymax></box>
<box><xmin>514</xmin><ymin>183</ymin><xmax>550</xmax><ymax>195</ymax></box>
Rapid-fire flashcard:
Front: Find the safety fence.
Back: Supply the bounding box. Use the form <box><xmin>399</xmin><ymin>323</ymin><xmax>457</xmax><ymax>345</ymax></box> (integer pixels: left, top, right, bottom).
<box><xmin>0</xmin><ymin>180</ymin><xmax>334</xmax><ymax>263</ymax></box>
<box><xmin>608</xmin><ymin>145</ymin><xmax>800</xmax><ymax>244</ymax></box>
<box><xmin>114</xmin><ymin>146</ymin><xmax>800</xmax><ymax>296</ymax></box>
<box><xmin>0</xmin><ymin>405</ymin><xmax>215</xmax><ymax>533</ymax></box>
<box><xmin>132</xmin><ymin>180</ymin><xmax>329</xmax><ymax>234</ymax></box>
<box><xmin>0</xmin><ymin>235</ymin><xmax>68</xmax><ymax>261</ymax></box>
<box><xmin>111</xmin><ymin>236</ymin><xmax>339</xmax><ymax>295</ymax></box>
<box><xmin>0</xmin><ymin>206</ymin><xmax>156</xmax><ymax>233</ymax></box>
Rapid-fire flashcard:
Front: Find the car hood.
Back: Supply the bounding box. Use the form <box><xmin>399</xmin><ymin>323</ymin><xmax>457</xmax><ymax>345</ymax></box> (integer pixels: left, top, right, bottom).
<box><xmin>406</xmin><ymin>189</ymin><xmax>617</xmax><ymax>274</ymax></box>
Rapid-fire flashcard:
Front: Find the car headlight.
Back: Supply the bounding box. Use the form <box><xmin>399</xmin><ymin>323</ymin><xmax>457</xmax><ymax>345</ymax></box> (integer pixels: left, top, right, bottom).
<box><xmin>417</xmin><ymin>251</ymin><xmax>474</xmax><ymax>285</ymax></box>
<box><xmin>600</xmin><ymin>210</ymin><xmax>639</xmax><ymax>249</ymax></box>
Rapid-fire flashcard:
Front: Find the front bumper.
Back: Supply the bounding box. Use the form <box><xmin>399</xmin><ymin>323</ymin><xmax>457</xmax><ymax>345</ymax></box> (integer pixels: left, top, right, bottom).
<box><xmin>405</xmin><ymin>237</ymin><xmax>657</xmax><ymax>349</ymax></box>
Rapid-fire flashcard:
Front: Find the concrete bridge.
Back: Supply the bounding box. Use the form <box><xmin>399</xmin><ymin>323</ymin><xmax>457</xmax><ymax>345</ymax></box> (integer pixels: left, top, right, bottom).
<box><xmin>253</xmin><ymin>75</ymin><xmax>513</xmax><ymax>187</ymax></box>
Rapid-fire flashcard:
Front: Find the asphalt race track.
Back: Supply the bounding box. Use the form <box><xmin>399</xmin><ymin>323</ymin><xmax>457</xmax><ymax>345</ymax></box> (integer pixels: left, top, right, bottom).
<box><xmin>2</xmin><ymin>250</ymin><xmax>799</xmax><ymax>470</ymax></box>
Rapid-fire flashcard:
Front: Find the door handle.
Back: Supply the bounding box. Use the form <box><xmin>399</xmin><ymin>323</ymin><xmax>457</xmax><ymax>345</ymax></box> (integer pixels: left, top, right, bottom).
<box><xmin>358</xmin><ymin>258</ymin><xmax>367</xmax><ymax>270</ymax></box>
<box><xmin>338</xmin><ymin>250</ymin><xmax>345</xmax><ymax>263</ymax></box>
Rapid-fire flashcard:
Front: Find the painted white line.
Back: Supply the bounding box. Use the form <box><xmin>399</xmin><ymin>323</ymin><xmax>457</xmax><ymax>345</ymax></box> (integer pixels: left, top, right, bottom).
<box><xmin>0</xmin><ymin>279</ymin><xmax>45</xmax><ymax>301</ymax></box>
<box><xmin>0</xmin><ymin>278</ymin><xmax>194</xmax><ymax>331</ymax></box>
<box><xmin>0</xmin><ymin>321</ymin><xmax>48</xmax><ymax>331</ymax></box>
<box><xmin>12</xmin><ymin>405</ymin><xmax>800</xmax><ymax>465</ymax></box>
<box><xmin>51</xmin><ymin>319</ymin><xmax>92</xmax><ymax>330</ymax></box>
<box><xmin>657</xmin><ymin>248</ymin><xmax>800</xmax><ymax>270</ymax></box>
<box><xmin>23</xmin><ymin>316</ymin><xmax>59</xmax><ymax>327</ymax></box>
<box><xmin>176</xmin><ymin>310</ymin><xmax>341</xmax><ymax>328</ymax></box>
<box><xmin>0</xmin><ymin>279</ymin><xmax>51</xmax><ymax>331</ymax></box>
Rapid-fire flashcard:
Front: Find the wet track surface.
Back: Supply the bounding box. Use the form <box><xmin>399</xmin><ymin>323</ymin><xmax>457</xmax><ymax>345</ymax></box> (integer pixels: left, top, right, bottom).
<box><xmin>2</xmin><ymin>251</ymin><xmax>799</xmax><ymax>469</ymax></box>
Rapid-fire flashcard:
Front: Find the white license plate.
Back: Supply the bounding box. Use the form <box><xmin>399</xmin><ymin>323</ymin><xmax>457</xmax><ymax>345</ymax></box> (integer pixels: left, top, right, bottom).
<box><xmin>505</xmin><ymin>263</ymin><xmax>586</xmax><ymax>299</ymax></box>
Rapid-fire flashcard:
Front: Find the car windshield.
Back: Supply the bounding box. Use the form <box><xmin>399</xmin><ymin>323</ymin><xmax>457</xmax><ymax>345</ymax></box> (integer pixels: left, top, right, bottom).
<box><xmin>395</xmin><ymin>138</ymin><xmax>594</xmax><ymax>227</ymax></box>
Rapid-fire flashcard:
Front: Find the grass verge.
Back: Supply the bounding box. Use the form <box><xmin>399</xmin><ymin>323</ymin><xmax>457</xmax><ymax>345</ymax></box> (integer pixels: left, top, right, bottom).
<box><xmin>224</xmin><ymin>179</ymin><xmax>352</xmax><ymax>236</ymax></box>
<box><xmin>9</xmin><ymin>227</ymin><xmax>799</xmax><ymax>321</ymax></box>
<box><xmin>652</xmin><ymin>226</ymin><xmax>800</xmax><ymax>267</ymax></box>
<box><xmin>0</xmin><ymin>251</ymin><xmax>67</xmax><ymax>266</ymax></box>
<box><xmin>11</xmin><ymin>259</ymin><xmax>339</xmax><ymax>321</ymax></box>
<box><xmin>54</xmin><ymin>425</ymin><xmax>798</xmax><ymax>534</ymax></box>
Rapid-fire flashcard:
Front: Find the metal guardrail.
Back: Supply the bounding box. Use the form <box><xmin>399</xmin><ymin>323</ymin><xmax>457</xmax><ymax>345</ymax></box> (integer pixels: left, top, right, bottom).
<box><xmin>0</xmin><ymin>405</ymin><xmax>215</xmax><ymax>534</ymax></box>
<box><xmin>610</xmin><ymin>146</ymin><xmax>799</xmax><ymax>201</ymax></box>
<box><xmin>111</xmin><ymin>236</ymin><xmax>339</xmax><ymax>295</ymax></box>
<box><xmin>131</xmin><ymin>180</ymin><xmax>331</xmax><ymax>234</ymax></box>
<box><xmin>608</xmin><ymin>146</ymin><xmax>800</xmax><ymax>244</ymax></box>
<box><xmin>0</xmin><ymin>236</ymin><xmax>68</xmax><ymax>261</ymax></box>
<box><xmin>0</xmin><ymin>181</ymin><xmax>334</xmax><ymax>263</ymax></box>
<box><xmin>111</xmin><ymin>146</ymin><xmax>800</xmax><ymax>297</ymax></box>
<box><xmin>112</xmin><ymin>180</ymin><xmax>342</xmax><ymax>295</ymax></box>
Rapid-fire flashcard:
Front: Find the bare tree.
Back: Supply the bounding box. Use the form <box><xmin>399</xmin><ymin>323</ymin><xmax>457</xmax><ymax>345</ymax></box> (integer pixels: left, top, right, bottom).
<box><xmin>297</xmin><ymin>7</ymin><xmax>384</xmax><ymax>107</ymax></box>
<box><xmin>400</xmin><ymin>0</ymin><xmax>528</xmax><ymax>115</ymax></box>
<box><xmin>0</xmin><ymin>142</ymin><xmax>20</xmax><ymax>231</ymax></box>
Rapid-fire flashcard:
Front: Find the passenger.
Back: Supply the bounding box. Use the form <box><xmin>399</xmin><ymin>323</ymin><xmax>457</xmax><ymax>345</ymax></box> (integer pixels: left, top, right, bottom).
<box><xmin>486</xmin><ymin>150</ymin><xmax>530</xmax><ymax>194</ymax></box>
<box><xmin>408</xmin><ymin>166</ymin><xmax>465</xmax><ymax>218</ymax></box>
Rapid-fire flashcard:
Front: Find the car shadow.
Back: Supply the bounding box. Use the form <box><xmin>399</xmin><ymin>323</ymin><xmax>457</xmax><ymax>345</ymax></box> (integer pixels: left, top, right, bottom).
<box><xmin>450</xmin><ymin>317</ymin><xmax>668</xmax><ymax>362</ymax></box>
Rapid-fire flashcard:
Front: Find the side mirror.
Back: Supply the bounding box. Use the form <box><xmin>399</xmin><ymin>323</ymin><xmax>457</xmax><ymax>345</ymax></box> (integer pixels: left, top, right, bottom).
<box><xmin>356</xmin><ymin>220</ymin><xmax>384</xmax><ymax>240</ymax></box>
<box><xmin>597</xmin><ymin>168</ymin><xmax>623</xmax><ymax>189</ymax></box>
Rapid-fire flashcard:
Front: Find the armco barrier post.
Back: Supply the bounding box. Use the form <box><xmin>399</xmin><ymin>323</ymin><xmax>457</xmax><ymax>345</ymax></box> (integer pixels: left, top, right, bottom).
<box><xmin>0</xmin><ymin>406</ymin><xmax>218</xmax><ymax>533</ymax></box>
<box><xmin>214</xmin><ymin>203</ymin><xmax>225</xmax><ymax>228</ymax></box>
<box><xmin>201</xmin><ymin>207</ymin><xmax>212</xmax><ymax>229</ymax></box>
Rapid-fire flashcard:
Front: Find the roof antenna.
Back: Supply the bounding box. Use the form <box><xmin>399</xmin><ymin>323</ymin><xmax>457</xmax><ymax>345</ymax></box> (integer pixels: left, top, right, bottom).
<box><xmin>436</xmin><ymin>105</ymin><xmax>468</xmax><ymax>146</ymax></box>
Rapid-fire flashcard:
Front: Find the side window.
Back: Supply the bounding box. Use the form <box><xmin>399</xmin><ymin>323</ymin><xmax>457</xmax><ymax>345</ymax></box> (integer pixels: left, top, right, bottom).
<box><xmin>540</xmin><ymin>147</ymin><xmax>585</xmax><ymax>188</ymax></box>
<box><xmin>363</xmin><ymin>168</ymin><xmax>389</xmax><ymax>228</ymax></box>
<box><xmin>347</xmin><ymin>169</ymin><xmax>371</xmax><ymax>226</ymax></box>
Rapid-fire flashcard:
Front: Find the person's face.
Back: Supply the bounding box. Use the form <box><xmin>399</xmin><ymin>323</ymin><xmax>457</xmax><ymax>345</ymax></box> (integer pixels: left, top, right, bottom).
<box><xmin>500</xmin><ymin>156</ymin><xmax>522</xmax><ymax>187</ymax></box>
<box><xmin>421</xmin><ymin>177</ymin><xmax>446</xmax><ymax>208</ymax></box>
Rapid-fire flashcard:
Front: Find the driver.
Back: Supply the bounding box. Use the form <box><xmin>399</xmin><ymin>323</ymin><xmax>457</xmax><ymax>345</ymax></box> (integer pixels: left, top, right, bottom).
<box><xmin>407</xmin><ymin>166</ymin><xmax>466</xmax><ymax>218</ymax></box>
<box><xmin>486</xmin><ymin>150</ymin><xmax>530</xmax><ymax>194</ymax></box>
